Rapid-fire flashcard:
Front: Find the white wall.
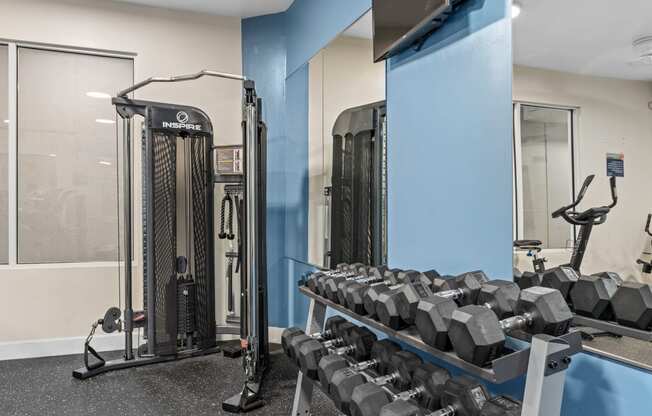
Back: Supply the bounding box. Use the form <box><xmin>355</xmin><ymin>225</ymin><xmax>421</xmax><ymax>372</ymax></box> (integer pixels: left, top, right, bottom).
<box><xmin>513</xmin><ymin>65</ymin><xmax>652</xmax><ymax>282</ymax></box>
<box><xmin>0</xmin><ymin>0</ymin><xmax>242</xmax><ymax>348</ymax></box>
<box><xmin>307</xmin><ymin>36</ymin><xmax>385</xmax><ymax>266</ymax></box>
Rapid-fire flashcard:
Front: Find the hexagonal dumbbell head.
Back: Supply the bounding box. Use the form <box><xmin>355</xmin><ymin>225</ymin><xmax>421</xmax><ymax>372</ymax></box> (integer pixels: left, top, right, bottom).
<box><xmin>611</xmin><ymin>282</ymin><xmax>652</xmax><ymax>329</ymax></box>
<box><xmin>476</xmin><ymin>280</ymin><xmax>520</xmax><ymax>319</ymax></box>
<box><xmin>289</xmin><ymin>318</ymin><xmax>352</xmax><ymax>363</ymax></box>
<box><xmin>331</xmin><ymin>368</ymin><xmax>369</xmax><ymax>413</ymax></box>
<box><xmin>592</xmin><ymin>271</ymin><xmax>623</xmax><ymax>286</ymax></box>
<box><xmin>383</xmin><ymin>268</ymin><xmax>403</xmax><ymax>285</ymax></box>
<box><xmin>448</xmin><ymin>305</ymin><xmax>505</xmax><ymax>366</ymax></box>
<box><xmin>415</xmin><ymin>296</ymin><xmax>457</xmax><ymax>351</ymax></box>
<box><xmin>317</xmin><ymin>354</ymin><xmax>350</xmax><ymax>392</ymax></box>
<box><xmin>318</xmin><ymin>339</ymin><xmax>401</xmax><ymax>393</ymax></box>
<box><xmin>377</xmin><ymin>287</ymin><xmax>408</xmax><ymax>329</ymax></box>
<box><xmin>281</xmin><ymin>327</ymin><xmax>304</xmax><ymax>357</ymax></box>
<box><xmin>481</xmin><ymin>395</ymin><xmax>523</xmax><ymax>416</ymax></box>
<box><xmin>440</xmin><ymin>376</ymin><xmax>489</xmax><ymax>416</ymax></box>
<box><xmin>517</xmin><ymin>271</ymin><xmax>542</xmax><ymax>290</ymax></box>
<box><xmin>384</xmin><ymin>350</ymin><xmax>423</xmax><ymax>390</ymax></box>
<box><xmin>432</xmin><ymin>275</ymin><xmax>457</xmax><ymax>292</ymax></box>
<box><xmin>541</xmin><ymin>266</ymin><xmax>579</xmax><ymax>299</ymax></box>
<box><xmin>363</xmin><ymin>282</ymin><xmax>395</xmax><ymax>318</ymax></box>
<box><xmin>377</xmin><ymin>400</ymin><xmax>423</xmax><ymax>416</ymax></box>
<box><xmin>345</xmin><ymin>281</ymin><xmax>371</xmax><ymax>314</ymax></box>
<box><xmin>299</xmin><ymin>326</ymin><xmax>377</xmax><ymax>380</ymax></box>
<box><xmin>410</xmin><ymin>362</ymin><xmax>451</xmax><ymax>411</ymax></box>
<box><xmin>569</xmin><ymin>275</ymin><xmax>617</xmax><ymax>320</ymax></box>
<box><xmin>515</xmin><ymin>286</ymin><xmax>573</xmax><ymax>336</ymax></box>
<box><xmin>443</xmin><ymin>272</ymin><xmax>485</xmax><ymax>306</ymax></box>
<box><xmin>350</xmin><ymin>382</ymin><xmax>392</xmax><ymax>416</ymax></box>
<box><xmin>397</xmin><ymin>275</ymin><xmax>436</xmax><ymax>325</ymax></box>
<box><xmin>344</xmin><ymin>326</ymin><xmax>378</xmax><ymax>361</ymax></box>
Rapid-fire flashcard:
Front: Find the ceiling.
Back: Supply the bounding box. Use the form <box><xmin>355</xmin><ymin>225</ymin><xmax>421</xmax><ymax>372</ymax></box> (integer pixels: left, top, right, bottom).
<box><xmin>513</xmin><ymin>0</ymin><xmax>652</xmax><ymax>81</ymax></box>
<box><xmin>113</xmin><ymin>0</ymin><xmax>294</xmax><ymax>18</ymax></box>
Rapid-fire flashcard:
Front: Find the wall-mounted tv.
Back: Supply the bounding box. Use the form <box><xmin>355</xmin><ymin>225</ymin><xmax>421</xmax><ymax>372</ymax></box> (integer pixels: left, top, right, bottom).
<box><xmin>372</xmin><ymin>0</ymin><xmax>462</xmax><ymax>62</ymax></box>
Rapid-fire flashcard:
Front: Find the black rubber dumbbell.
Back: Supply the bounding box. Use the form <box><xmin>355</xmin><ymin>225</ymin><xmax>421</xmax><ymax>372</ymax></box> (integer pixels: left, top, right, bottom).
<box><xmin>318</xmin><ymin>339</ymin><xmax>402</xmax><ymax>394</ymax></box>
<box><xmin>297</xmin><ymin>326</ymin><xmax>377</xmax><ymax>380</ymax></box>
<box><xmin>611</xmin><ymin>281</ymin><xmax>652</xmax><ymax>329</ymax></box>
<box><xmin>337</xmin><ymin>267</ymin><xmax>399</xmax><ymax>311</ymax></box>
<box><xmin>332</xmin><ymin>266</ymin><xmax>391</xmax><ymax>306</ymax></box>
<box><xmin>288</xmin><ymin>320</ymin><xmax>356</xmax><ymax>365</ymax></box>
<box><xmin>281</xmin><ymin>316</ymin><xmax>347</xmax><ymax>358</ymax></box>
<box><xmin>330</xmin><ymin>350</ymin><xmax>423</xmax><ymax>415</ymax></box>
<box><xmin>415</xmin><ymin>280</ymin><xmax>519</xmax><ymax>351</ymax></box>
<box><xmin>322</xmin><ymin>268</ymin><xmax>376</xmax><ymax>302</ymax></box>
<box><xmin>448</xmin><ymin>286</ymin><xmax>573</xmax><ymax>366</ymax></box>
<box><xmin>540</xmin><ymin>266</ymin><xmax>579</xmax><ymax>299</ymax></box>
<box><xmin>349</xmin><ymin>363</ymin><xmax>454</xmax><ymax>416</ymax></box>
<box><xmin>304</xmin><ymin>263</ymin><xmax>367</xmax><ymax>294</ymax></box>
<box><xmin>377</xmin><ymin>271</ymin><xmax>486</xmax><ymax>330</ymax></box>
<box><xmin>377</xmin><ymin>377</ymin><xmax>515</xmax><ymax>416</ymax></box>
<box><xmin>569</xmin><ymin>274</ymin><xmax>619</xmax><ymax>320</ymax></box>
<box><xmin>375</xmin><ymin>270</ymin><xmax>439</xmax><ymax>329</ymax></box>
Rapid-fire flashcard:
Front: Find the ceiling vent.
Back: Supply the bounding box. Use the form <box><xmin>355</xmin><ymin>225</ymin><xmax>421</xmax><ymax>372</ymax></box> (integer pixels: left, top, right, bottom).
<box><xmin>630</xmin><ymin>36</ymin><xmax>652</xmax><ymax>66</ymax></box>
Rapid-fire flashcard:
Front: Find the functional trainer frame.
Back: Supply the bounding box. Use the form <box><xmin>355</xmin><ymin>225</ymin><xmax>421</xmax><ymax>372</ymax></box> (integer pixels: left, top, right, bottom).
<box><xmin>73</xmin><ymin>98</ymin><xmax>219</xmax><ymax>379</ymax></box>
<box><xmin>73</xmin><ymin>71</ymin><xmax>270</xmax><ymax>413</ymax></box>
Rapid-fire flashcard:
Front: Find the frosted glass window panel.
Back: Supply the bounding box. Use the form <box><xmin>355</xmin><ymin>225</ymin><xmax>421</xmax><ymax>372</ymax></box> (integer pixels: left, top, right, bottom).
<box><xmin>0</xmin><ymin>45</ymin><xmax>7</xmax><ymax>263</ymax></box>
<box><xmin>519</xmin><ymin>106</ymin><xmax>572</xmax><ymax>249</ymax></box>
<box><xmin>17</xmin><ymin>48</ymin><xmax>133</xmax><ymax>263</ymax></box>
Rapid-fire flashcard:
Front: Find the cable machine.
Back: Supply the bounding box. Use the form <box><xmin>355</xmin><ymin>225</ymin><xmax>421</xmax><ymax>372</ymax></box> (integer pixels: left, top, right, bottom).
<box><xmin>72</xmin><ymin>70</ymin><xmax>269</xmax><ymax>412</ymax></box>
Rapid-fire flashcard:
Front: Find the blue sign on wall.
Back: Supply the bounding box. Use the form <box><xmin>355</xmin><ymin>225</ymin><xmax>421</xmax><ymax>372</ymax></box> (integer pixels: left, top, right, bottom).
<box><xmin>606</xmin><ymin>153</ymin><xmax>624</xmax><ymax>177</ymax></box>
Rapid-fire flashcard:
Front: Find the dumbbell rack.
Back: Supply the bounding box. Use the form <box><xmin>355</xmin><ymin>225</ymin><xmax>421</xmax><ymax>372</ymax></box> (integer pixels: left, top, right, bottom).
<box><xmin>573</xmin><ymin>315</ymin><xmax>652</xmax><ymax>342</ymax></box>
<box><xmin>291</xmin><ymin>286</ymin><xmax>583</xmax><ymax>416</ymax></box>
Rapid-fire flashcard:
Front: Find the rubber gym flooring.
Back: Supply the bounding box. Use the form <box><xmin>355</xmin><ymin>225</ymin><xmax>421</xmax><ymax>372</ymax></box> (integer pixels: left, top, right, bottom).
<box><xmin>0</xmin><ymin>343</ymin><xmax>338</xmax><ymax>416</ymax></box>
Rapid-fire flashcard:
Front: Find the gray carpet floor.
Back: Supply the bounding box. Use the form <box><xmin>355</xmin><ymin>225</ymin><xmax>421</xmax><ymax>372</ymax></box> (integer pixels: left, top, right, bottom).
<box><xmin>0</xmin><ymin>343</ymin><xmax>338</xmax><ymax>416</ymax></box>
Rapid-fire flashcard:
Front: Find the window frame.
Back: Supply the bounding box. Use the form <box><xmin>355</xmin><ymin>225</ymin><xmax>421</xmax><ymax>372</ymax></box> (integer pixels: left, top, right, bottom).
<box><xmin>0</xmin><ymin>40</ymin><xmax>136</xmax><ymax>268</ymax></box>
<box><xmin>512</xmin><ymin>100</ymin><xmax>580</xmax><ymax>252</ymax></box>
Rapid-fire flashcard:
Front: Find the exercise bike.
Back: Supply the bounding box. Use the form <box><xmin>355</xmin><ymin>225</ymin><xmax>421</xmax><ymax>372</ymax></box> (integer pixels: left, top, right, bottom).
<box><xmin>637</xmin><ymin>214</ymin><xmax>652</xmax><ymax>274</ymax></box>
<box><xmin>551</xmin><ymin>174</ymin><xmax>618</xmax><ymax>274</ymax></box>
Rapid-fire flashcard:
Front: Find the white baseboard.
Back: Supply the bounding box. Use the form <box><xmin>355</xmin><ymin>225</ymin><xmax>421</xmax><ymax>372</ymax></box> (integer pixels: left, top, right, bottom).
<box><xmin>0</xmin><ymin>332</ymin><xmax>136</xmax><ymax>361</ymax></box>
<box><xmin>0</xmin><ymin>327</ymin><xmax>286</xmax><ymax>361</ymax></box>
<box><xmin>268</xmin><ymin>326</ymin><xmax>284</xmax><ymax>344</ymax></box>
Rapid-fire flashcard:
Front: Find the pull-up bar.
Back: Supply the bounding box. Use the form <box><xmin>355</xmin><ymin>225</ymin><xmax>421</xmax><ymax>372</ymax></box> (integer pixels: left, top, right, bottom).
<box><xmin>117</xmin><ymin>69</ymin><xmax>246</xmax><ymax>97</ymax></box>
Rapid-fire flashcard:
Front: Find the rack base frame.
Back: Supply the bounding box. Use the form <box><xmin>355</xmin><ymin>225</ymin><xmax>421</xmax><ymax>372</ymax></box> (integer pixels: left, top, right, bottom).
<box><xmin>290</xmin><ymin>288</ymin><xmax>579</xmax><ymax>416</ymax></box>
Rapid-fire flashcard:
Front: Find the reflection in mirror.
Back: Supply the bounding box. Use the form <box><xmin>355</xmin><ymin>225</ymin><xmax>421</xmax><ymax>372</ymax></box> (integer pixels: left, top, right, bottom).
<box><xmin>512</xmin><ymin>0</ymin><xmax>652</xmax><ymax>369</ymax></box>
<box><xmin>308</xmin><ymin>10</ymin><xmax>386</xmax><ymax>269</ymax></box>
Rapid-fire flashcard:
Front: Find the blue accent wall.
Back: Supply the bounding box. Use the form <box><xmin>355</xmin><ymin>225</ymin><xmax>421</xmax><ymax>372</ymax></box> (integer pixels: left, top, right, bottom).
<box><xmin>285</xmin><ymin>65</ymin><xmax>311</xmax><ymax>327</ymax></box>
<box><xmin>242</xmin><ymin>1</ymin><xmax>372</xmax><ymax>327</ymax></box>
<box><xmin>386</xmin><ymin>0</ymin><xmax>513</xmax><ymax>279</ymax></box>
<box><xmin>242</xmin><ymin>13</ymin><xmax>288</xmax><ymax>327</ymax></box>
<box><xmin>284</xmin><ymin>0</ymin><xmax>371</xmax><ymax>76</ymax></box>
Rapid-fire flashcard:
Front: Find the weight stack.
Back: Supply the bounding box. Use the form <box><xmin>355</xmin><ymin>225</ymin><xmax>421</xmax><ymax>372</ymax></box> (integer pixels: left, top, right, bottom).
<box><xmin>177</xmin><ymin>278</ymin><xmax>197</xmax><ymax>339</ymax></box>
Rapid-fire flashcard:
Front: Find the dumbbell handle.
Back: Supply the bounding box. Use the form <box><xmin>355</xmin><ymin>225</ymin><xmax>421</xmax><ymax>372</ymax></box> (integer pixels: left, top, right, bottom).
<box><xmin>309</xmin><ymin>327</ymin><xmax>336</xmax><ymax>340</ymax></box>
<box><xmin>323</xmin><ymin>336</ymin><xmax>347</xmax><ymax>349</ymax></box>
<box><xmin>435</xmin><ymin>288</ymin><xmax>466</xmax><ymax>301</ymax></box>
<box><xmin>390</xmin><ymin>385</ymin><xmax>426</xmax><ymax>402</ymax></box>
<box><xmin>428</xmin><ymin>405</ymin><xmax>456</xmax><ymax>416</ymax></box>
<box><xmin>351</xmin><ymin>358</ymin><xmax>380</xmax><ymax>371</ymax></box>
<box><xmin>331</xmin><ymin>343</ymin><xmax>357</xmax><ymax>356</ymax></box>
<box><xmin>499</xmin><ymin>312</ymin><xmax>534</xmax><ymax>333</ymax></box>
<box><xmin>370</xmin><ymin>370</ymin><xmax>400</xmax><ymax>385</ymax></box>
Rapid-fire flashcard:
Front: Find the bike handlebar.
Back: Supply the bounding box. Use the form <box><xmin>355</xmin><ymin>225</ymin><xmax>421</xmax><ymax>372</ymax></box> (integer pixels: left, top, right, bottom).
<box><xmin>552</xmin><ymin>175</ymin><xmax>617</xmax><ymax>226</ymax></box>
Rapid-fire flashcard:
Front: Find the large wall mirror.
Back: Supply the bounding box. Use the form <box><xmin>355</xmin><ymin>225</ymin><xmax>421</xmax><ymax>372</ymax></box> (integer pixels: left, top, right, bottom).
<box><xmin>512</xmin><ymin>0</ymin><xmax>652</xmax><ymax>369</ymax></box>
<box><xmin>307</xmin><ymin>10</ymin><xmax>387</xmax><ymax>269</ymax></box>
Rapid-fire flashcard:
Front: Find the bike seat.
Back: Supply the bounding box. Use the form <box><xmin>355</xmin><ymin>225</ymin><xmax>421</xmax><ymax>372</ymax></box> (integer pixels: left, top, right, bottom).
<box><xmin>514</xmin><ymin>240</ymin><xmax>542</xmax><ymax>248</ymax></box>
